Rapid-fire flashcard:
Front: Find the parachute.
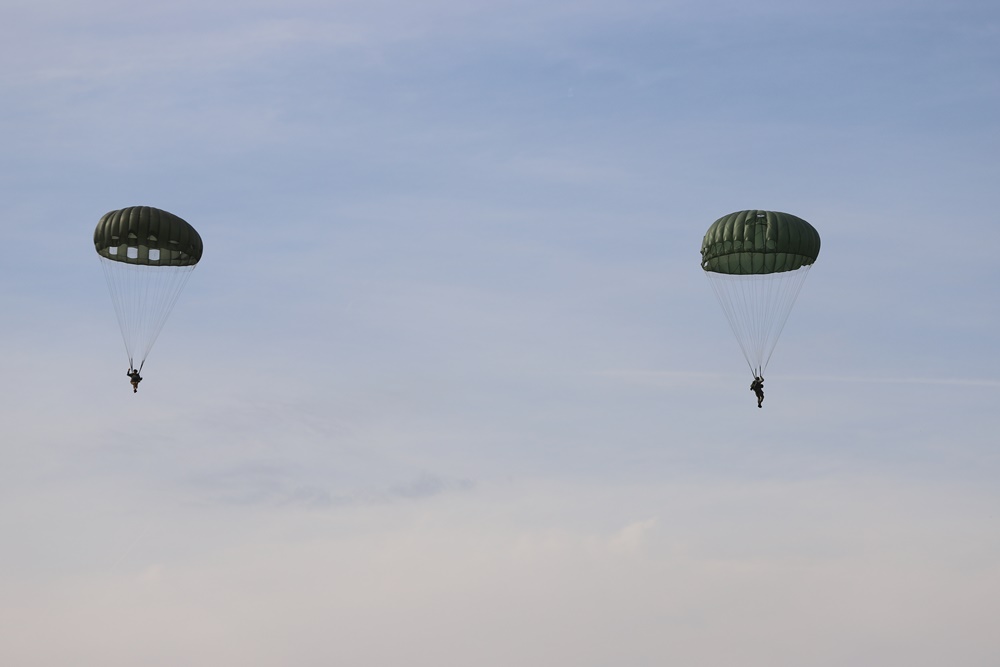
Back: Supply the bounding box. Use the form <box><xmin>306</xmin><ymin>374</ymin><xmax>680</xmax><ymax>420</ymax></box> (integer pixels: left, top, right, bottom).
<box><xmin>94</xmin><ymin>206</ymin><xmax>203</xmax><ymax>372</ymax></box>
<box><xmin>701</xmin><ymin>210</ymin><xmax>820</xmax><ymax>377</ymax></box>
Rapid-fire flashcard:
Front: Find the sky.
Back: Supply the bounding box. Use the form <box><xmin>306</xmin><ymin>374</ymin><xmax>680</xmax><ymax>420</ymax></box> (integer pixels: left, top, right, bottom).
<box><xmin>1</xmin><ymin>0</ymin><xmax>999</xmax><ymax>664</ymax></box>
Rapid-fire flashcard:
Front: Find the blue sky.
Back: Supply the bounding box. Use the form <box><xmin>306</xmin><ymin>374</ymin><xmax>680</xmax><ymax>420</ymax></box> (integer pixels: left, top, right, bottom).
<box><xmin>2</xmin><ymin>0</ymin><xmax>999</xmax><ymax>664</ymax></box>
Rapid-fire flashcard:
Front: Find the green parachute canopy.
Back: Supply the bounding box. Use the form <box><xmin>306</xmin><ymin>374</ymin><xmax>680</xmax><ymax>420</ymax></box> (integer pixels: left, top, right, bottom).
<box><xmin>701</xmin><ymin>210</ymin><xmax>819</xmax><ymax>275</ymax></box>
<box><xmin>95</xmin><ymin>206</ymin><xmax>202</xmax><ymax>371</ymax></box>
<box><xmin>700</xmin><ymin>210</ymin><xmax>820</xmax><ymax>376</ymax></box>
<box><xmin>94</xmin><ymin>206</ymin><xmax>203</xmax><ymax>267</ymax></box>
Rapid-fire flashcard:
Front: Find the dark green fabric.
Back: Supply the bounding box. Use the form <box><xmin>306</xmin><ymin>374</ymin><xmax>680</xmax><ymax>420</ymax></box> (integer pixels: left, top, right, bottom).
<box><xmin>701</xmin><ymin>210</ymin><xmax>820</xmax><ymax>275</ymax></box>
<box><xmin>94</xmin><ymin>206</ymin><xmax>203</xmax><ymax>266</ymax></box>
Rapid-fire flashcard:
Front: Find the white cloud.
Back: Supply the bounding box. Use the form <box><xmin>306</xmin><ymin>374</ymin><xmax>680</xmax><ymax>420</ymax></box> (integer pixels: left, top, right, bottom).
<box><xmin>3</xmin><ymin>477</ymin><xmax>1000</xmax><ymax>666</ymax></box>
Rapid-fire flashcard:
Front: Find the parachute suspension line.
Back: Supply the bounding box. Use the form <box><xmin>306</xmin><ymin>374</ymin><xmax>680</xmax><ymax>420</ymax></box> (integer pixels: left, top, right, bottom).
<box><xmin>136</xmin><ymin>261</ymin><xmax>195</xmax><ymax>365</ymax></box>
<box><xmin>100</xmin><ymin>256</ymin><xmax>136</xmax><ymax>367</ymax></box>
<box><xmin>760</xmin><ymin>265</ymin><xmax>812</xmax><ymax>372</ymax></box>
<box><xmin>704</xmin><ymin>265</ymin><xmax>812</xmax><ymax>377</ymax></box>
<box><xmin>99</xmin><ymin>257</ymin><xmax>196</xmax><ymax>368</ymax></box>
<box><xmin>706</xmin><ymin>272</ymin><xmax>757</xmax><ymax>377</ymax></box>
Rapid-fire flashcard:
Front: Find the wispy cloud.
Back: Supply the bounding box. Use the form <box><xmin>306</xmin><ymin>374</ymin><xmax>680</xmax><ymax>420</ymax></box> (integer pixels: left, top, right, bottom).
<box><xmin>186</xmin><ymin>465</ymin><xmax>474</xmax><ymax>509</ymax></box>
<box><xmin>596</xmin><ymin>369</ymin><xmax>1000</xmax><ymax>389</ymax></box>
<box><xmin>389</xmin><ymin>472</ymin><xmax>474</xmax><ymax>500</ymax></box>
